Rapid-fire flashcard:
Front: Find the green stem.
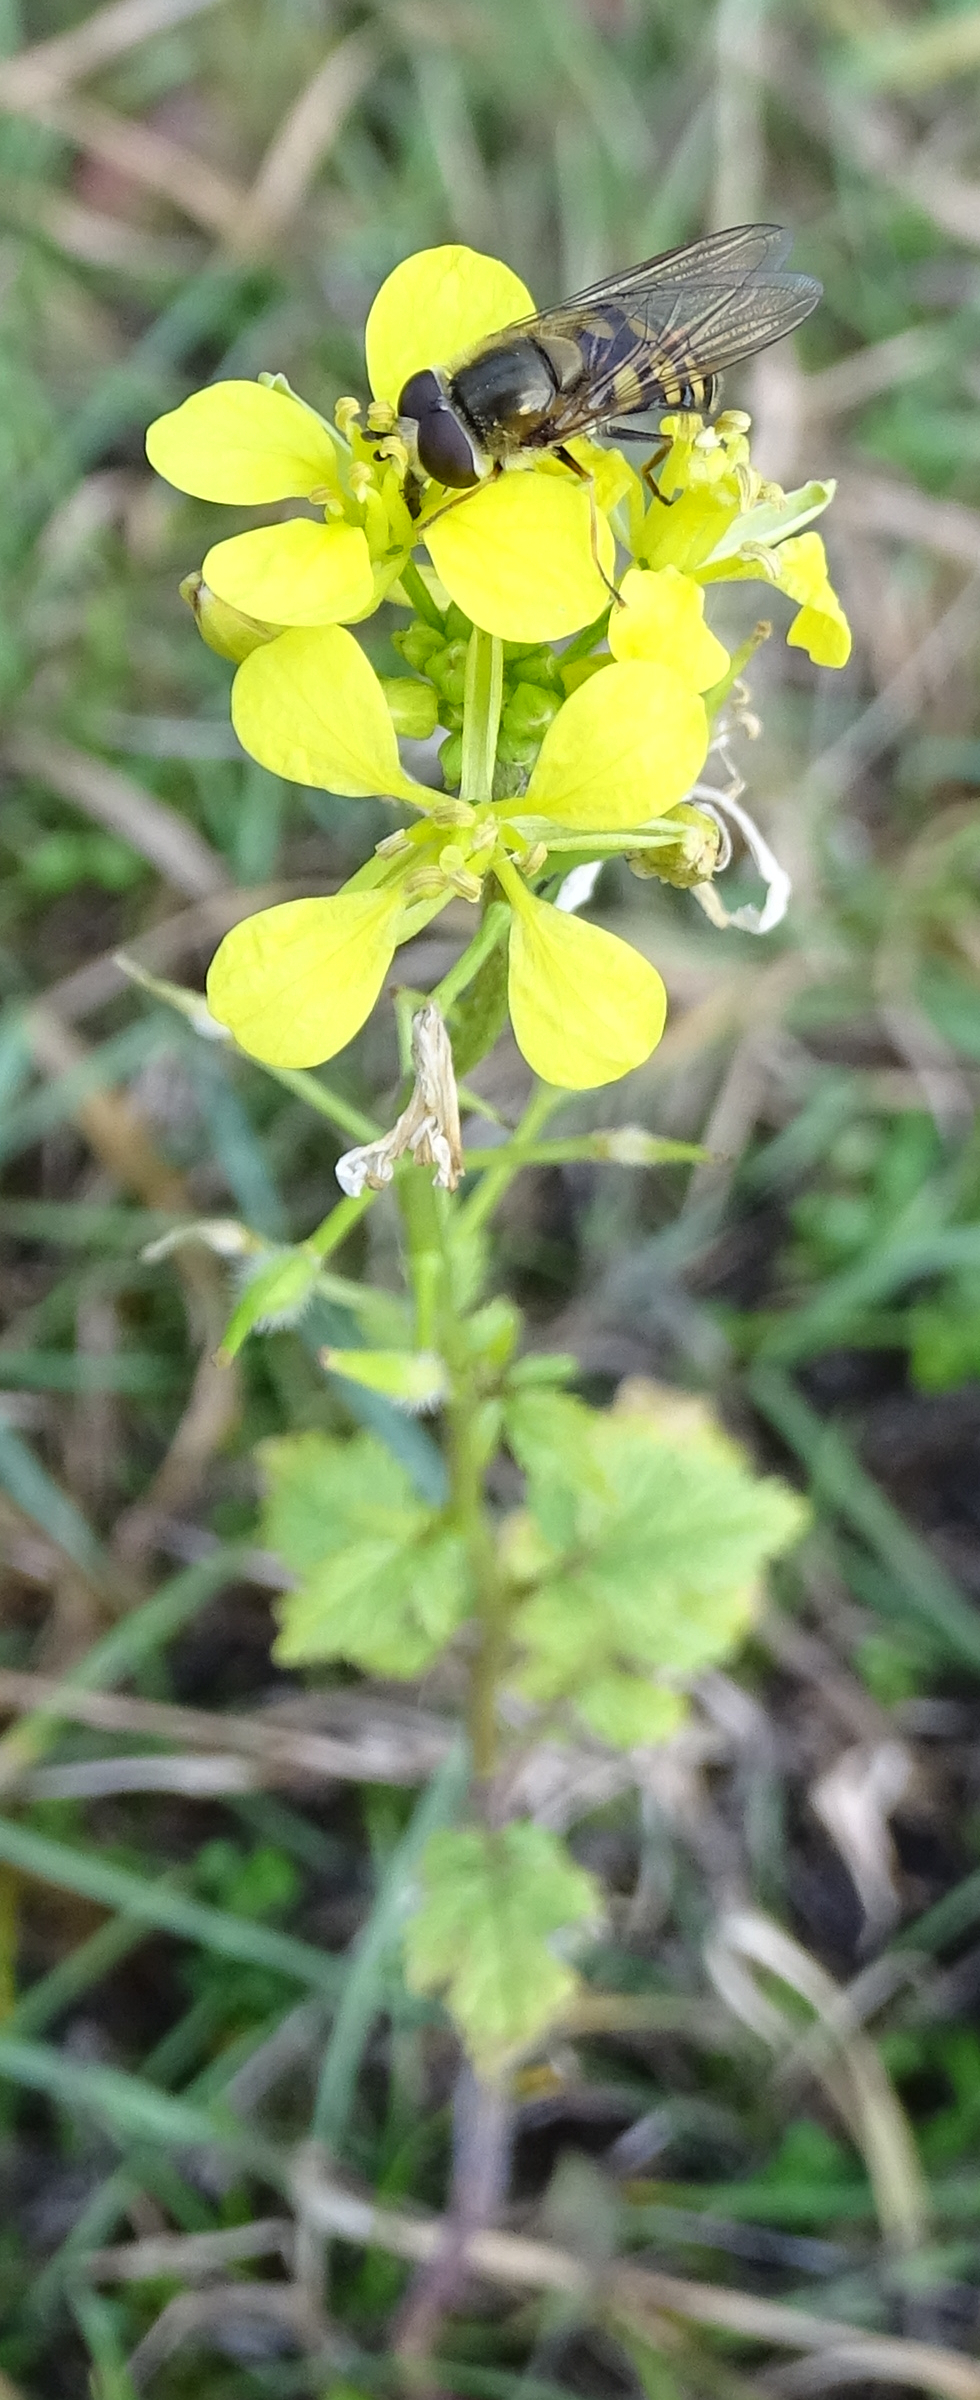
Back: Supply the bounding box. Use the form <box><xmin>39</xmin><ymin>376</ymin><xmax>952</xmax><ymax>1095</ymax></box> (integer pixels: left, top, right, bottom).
<box><xmin>431</xmin><ymin>899</ymin><xmax>509</xmax><ymax>1017</ymax></box>
<box><xmin>260</xmin><ymin>1064</ymin><xmax>380</xmax><ymax>1143</ymax></box>
<box><xmin>391</xmin><ymin>630</ymin><xmax>516</xmax><ymax>1785</ymax></box>
<box><xmin>448</xmin><ymin>1367</ymin><xmax>507</xmax><ymax>1785</ymax></box>
<box><xmin>400</xmin><ymin>556</ymin><xmax>446</xmax><ymax>631</ymax></box>
<box><xmin>460</xmin><ymin>628</ymin><xmax>503</xmax><ymax>806</ymax></box>
<box><xmin>459</xmin><ymin>1083</ymin><xmax>564</xmax><ymax>1234</ymax></box>
<box><xmin>306</xmin><ymin>1191</ymin><xmax>376</xmax><ymax>1259</ymax></box>
<box><xmin>396</xmin><ymin>1160</ymin><xmax>508</xmax><ymax>1786</ymax></box>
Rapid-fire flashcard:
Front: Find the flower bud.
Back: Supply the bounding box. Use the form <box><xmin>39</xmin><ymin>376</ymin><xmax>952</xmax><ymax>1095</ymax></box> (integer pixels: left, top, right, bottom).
<box><xmin>431</xmin><ymin>639</ymin><xmax>469</xmax><ymax>708</ymax></box>
<box><xmin>444</xmin><ymin>602</ymin><xmax>473</xmax><ymax>640</ymax></box>
<box><xmin>501</xmin><ymin>680</ymin><xmax>562</xmax><ymax>741</ymax></box>
<box><xmin>496</xmin><ymin>725</ymin><xmax>540</xmax><ymax>772</ymax></box>
<box><xmin>179</xmin><ymin>572</ymin><xmax>277</xmax><ymax>664</ymax></box>
<box><xmin>392</xmin><ymin>620</ymin><xmax>444</xmax><ymax>672</ymax></box>
<box><xmin>380</xmin><ymin>676</ymin><xmax>439</xmax><ymax>740</ymax></box>
<box><xmin>439</xmin><ymin>732</ymin><xmax>463</xmax><ymax>788</ymax></box>
<box><xmin>628</xmin><ymin>804</ymin><xmax>722</xmax><ymax>888</ymax></box>
<box><xmin>504</xmin><ymin>646</ymin><xmax>563</xmax><ymax>692</ymax></box>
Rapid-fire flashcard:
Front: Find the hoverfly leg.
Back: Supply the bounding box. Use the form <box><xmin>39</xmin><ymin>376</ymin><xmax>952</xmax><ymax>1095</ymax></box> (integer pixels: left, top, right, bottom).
<box><xmin>553</xmin><ymin>444</ymin><xmax>621</xmax><ymax>606</ymax></box>
<box><xmin>640</xmin><ymin>436</ymin><xmax>675</xmax><ymax>507</ymax></box>
<box><xmin>414</xmin><ymin>459</ymin><xmax>501</xmax><ymax>535</ymax></box>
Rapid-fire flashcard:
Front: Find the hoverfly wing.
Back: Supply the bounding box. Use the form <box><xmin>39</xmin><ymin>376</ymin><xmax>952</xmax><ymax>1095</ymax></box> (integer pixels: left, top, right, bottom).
<box><xmin>507</xmin><ymin>223</ymin><xmax>821</xmax><ymax>437</ymax></box>
<box><xmin>543</xmin><ymin>222</ymin><xmax>798</xmax><ymax>311</ymax></box>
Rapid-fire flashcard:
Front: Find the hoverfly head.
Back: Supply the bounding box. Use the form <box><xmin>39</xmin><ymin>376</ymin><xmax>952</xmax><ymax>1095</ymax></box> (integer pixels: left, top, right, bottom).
<box><xmin>397</xmin><ymin>368</ymin><xmax>484</xmax><ymax>488</ymax></box>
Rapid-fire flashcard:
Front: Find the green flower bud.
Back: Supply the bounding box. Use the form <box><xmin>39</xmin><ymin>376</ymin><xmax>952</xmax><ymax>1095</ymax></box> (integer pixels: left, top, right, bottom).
<box><xmin>439</xmin><ymin>731</ymin><xmax>463</xmax><ymax>788</ymax></box>
<box><xmin>505</xmin><ymin>646</ymin><xmax>563</xmax><ymax>692</ymax></box>
<box><xmin>629</xmin><ymin>804</ymin><xmax>722</xmax><ymax>888</ymax></box>
<box><xmin>466</xmin><ymin>1296</ymin><xmax>522</xmax><ymax>1371</ymax></box>
<box><xmin>496</xmin><ymin>725</ymin><xmax>540</xmax><ymax>772</ymax></box>
<box><xmin>392</xmin><ymin>620</ymin><xmax>444</xmax><ymax>672</ymax></box>
<box><xmin>380</xmin><ymin>676</ymin><xmax>439</xmax><ymax>739</ymax></box>
<box><xmin>444</xmin><ymin>602</ymin><xmax>473</xmax><ymax>640</ymax></box>
<box><xmin>501</xmin><ymin>679</ymin><xmax>562</xmax><ymax>740</ymax></box>
<box><xmin>180</xmin><ymin>571</ymin><xmax>277</xmax><ymax>664</ymax></box>
<box><xmin>424</xmin><ymin>640</ymin><xmax>469</xmax><ymax>706</ymax></box>
<box><xmin>492</xmin><ymin>758</ymin><xmax>527</xmax><ymax>801</ymax></box>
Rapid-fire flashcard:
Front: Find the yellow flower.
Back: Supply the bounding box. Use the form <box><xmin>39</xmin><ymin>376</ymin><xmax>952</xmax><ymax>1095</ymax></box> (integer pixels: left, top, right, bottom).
<box><xmin>203</xmin><ymin>621</ymin><xmax>707</xmax><ymax>1087</ymax></box>
<box><xmin>147</xmin><ymin>251</ymin><xmax>852</xmax><ymax>1100</ymax></box>
<box><xmin>146</xmin><ymin>248</ymin><xmax>616</xmax><ymax>646</ymax></box>
<box><xmin>634</xmin><ymin>414</ymin><xmax>851</xmax><ymax>669</ymax></box>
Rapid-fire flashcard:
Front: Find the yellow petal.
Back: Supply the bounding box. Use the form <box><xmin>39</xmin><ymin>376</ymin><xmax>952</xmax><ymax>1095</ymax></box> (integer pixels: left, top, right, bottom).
<box><xmin>608</xmin><ymin>565</ymin><xmax>730</xmax><ymax>691</ymax></box>
<box><xmin>206</xmin><ymin>888</ymin><xmax>403</xmax><ymax>1067</ymax></box>
<box><xmin>776</xmin><ymin>532</ymin><xmax>852</xmax><ymax>668</ymax></box>
<box><xmin>425</xmin><ymin>471</ymin><xmax>614</xmax><ymax>643</ymax></box>
<box><xmin>203</xmin><ymin>519</ymin><xmax>373</xmax><ymax>627</ymax></box>
<box><xmin>638</xmin><ymin>486</ymin><xmax>740</xmax><ymax>574</ymax></box>
<box><xmin>787</xmin><ymin>598</ymin><xmax>851</xmax><ymax>669</ymax></box>
<box><xmin>146</xmin><ymin>380</ymin><xmax>340</xmax><ymax>503</ymax></box>
<box><xmin>231</xmin><ymin>625</ymin><xmax>423</xmax><ymax>801</ymax></box>
<box><xmin>525</xmin><ymin>658</ymin><xmax>707</xmax><ymax>829</ymax></box>
<box><xmin>365</xmin><ymin>245</ymin><xmax>533</xmax><ymax>406</ymax></box>
<box><xmin>559</xmin><ymin>437</ymin><xmax>640</xmax><ymax>518</ymax></box>
<box><xmin>507</xmin><ymin>886</ymin><xmax>667</xmax><ymax>1089</ymax></box>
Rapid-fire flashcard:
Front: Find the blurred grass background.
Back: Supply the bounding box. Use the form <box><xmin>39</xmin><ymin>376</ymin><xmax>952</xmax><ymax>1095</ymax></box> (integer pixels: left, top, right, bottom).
<box><xmin>4</xmin><ymin>0</ymin><xmax>980</xmax><ymax>2393</ymax></box>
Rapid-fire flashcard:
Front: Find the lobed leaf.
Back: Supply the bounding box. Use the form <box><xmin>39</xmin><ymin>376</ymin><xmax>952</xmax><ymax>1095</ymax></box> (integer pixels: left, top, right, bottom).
<box><xmin>504</xmin><ymin>1388</ymin><xmax>807</xmax><ymax>1744</ymax></box>
<box><xmin>403</xmin><ymin>1822</ymin><xmax>599</xmax><ymax>2068</ymax></box>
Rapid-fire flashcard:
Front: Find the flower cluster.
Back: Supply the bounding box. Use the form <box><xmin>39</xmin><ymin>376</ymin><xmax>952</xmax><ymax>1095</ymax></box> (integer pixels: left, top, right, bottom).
<box><xmin>147</xmin><ymin>244</ymin><xmax>850</xmax><ymax>1091</ymax></box>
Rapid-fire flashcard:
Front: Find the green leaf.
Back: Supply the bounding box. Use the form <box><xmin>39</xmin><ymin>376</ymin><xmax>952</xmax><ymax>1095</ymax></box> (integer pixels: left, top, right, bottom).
<box><xmin>403</xmin><ymin>1822</ymin><xmax>599</xmax><ymax>2069</ymax></box>
<box><xmin>507</xmin><ymin>1388</ymin><xmax>807</xmax><ymax>1745</ymax></box>
<box><xmin>318</xmin><ymin>1347</ymin><xmax>449</xmax><ymax>1411</ymax></box>
<box><xmin>260</xmin><ymin>1428</ymin><xmax>469</xmax><ymax>1676</ymax></box>
<box><xmin>448</xmin><ymin>933</ymin><xmax>510</xmax><ymax>1078</ymax></box>
<box><xmin>219</xmin><ymin>1248</ymin><xmax>322</xmax><ymax>1359</ymax></box>
<box><xmin>578</xmin><ymin>1674</ymin><xmax>687</xmax><ymax>1749</ymax></box>
<box><xmin>274</xmin><ymin>1522</ymin><xmax>469</xmax><ymax>1676</ymax></box>
<box><xmin>258</xmin><ymin>1427</ymin><xmax>416</xmax><ymax>1570</ymax></box>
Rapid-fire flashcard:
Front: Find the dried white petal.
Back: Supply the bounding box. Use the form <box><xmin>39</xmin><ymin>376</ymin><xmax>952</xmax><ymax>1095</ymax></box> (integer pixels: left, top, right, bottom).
<box><xmin>335</xmin><ymin>1001</ymin><xmax>464</xmax><ymax>1196</ymax></box>
<box><xmin>690</xmin><ymin>787</ymin><xmax>791</xmax><ymax>935</ymax></box>
<box><xmin>555</xmin><ymin>860</ymin><xmax>603</xmax><ymax>914</ymax></box>
<box><xmin>143</xmin><ymin>1218</ymin><xmax>256</xmax><ymax>1263</ymax></box>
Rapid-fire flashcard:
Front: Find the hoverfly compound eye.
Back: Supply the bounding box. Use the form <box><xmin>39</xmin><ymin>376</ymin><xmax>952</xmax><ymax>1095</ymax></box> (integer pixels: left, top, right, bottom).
<box><xmin>397</xmin><ymin>368</ymin><xmax>482</xmax><ymax>489</ymax></box>
<box><xmin>416</xmin><ymin>410</ymin><xmax>482</xmax><ymax>488</ymax></box>
<box><xmin>397</xmin><ymin>368</ymin><xmax>444</xmax><ymax>423</ymax></box>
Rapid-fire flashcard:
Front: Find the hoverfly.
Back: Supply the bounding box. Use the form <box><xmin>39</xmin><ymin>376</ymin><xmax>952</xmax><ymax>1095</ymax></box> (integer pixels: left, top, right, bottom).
<box><xmin>397</xmin><ymin>223</ymin><xmax>821</xmax><ymax>494</ymax></box>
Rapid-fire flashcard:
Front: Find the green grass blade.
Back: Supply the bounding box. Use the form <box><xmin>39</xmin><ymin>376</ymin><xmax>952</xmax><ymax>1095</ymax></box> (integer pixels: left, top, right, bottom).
<box><xmin>749</xmin><ymin>1365</ymin><xmax>980</xmax><ymax>1673</ymax></box>
<box><xmin>0</xmin><ymin>1815</ymin><xmax>346</xmax><ymax>1996</ymax></box>
<box><xmin>312</xmin><ymin>1736</ymin><xmax>469</xmax><ymax>2148</ymax></box>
